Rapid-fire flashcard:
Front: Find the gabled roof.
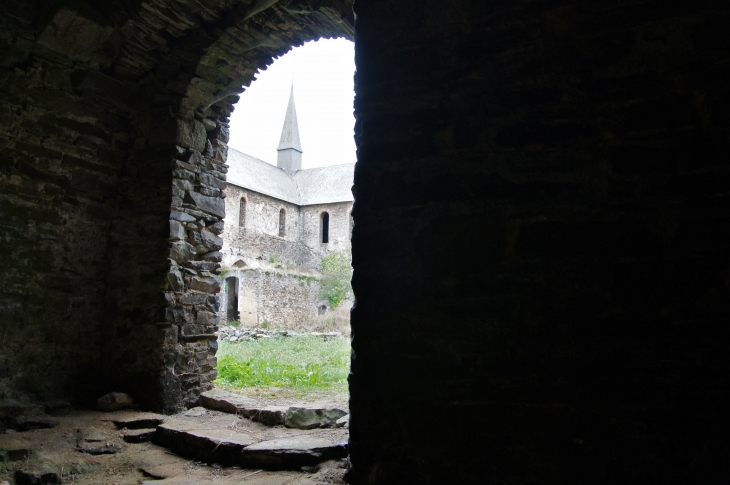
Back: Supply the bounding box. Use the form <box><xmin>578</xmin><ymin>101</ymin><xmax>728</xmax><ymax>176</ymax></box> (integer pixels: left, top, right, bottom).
<box><xmin>277</xmin><ymin>86</ymin><xmax>303</xmax><ymax>153</ymax></box>
<box><xmin>226</xmin><ymin>148</ymin><xmax>354</xmax><ymax>206</ymax></box>
<box><xmin>293</xmin><ymin>164</ymin><xmax>354</xmax><ymax>205</ymax></box>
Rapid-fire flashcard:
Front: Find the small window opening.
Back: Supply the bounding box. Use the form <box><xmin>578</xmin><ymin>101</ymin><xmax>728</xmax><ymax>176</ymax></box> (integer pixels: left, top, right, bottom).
<box><xmin>318</xmin><ymin>305</ymin><xmax>327</xmax><ymax>316</ymax></box>
<box><xmin>321</xmin><ymin>212</ymin><xmax>329</xmax><ymax>244</ymax></box>
<box><xmin>239</xmin><ymin>198</ymin><xmax>246</xmax><ymax>228</ymax></box>
<box><xmin>279</xmin><ymin>208</ymin><xmax>286</xmax><ymax>237</ymax></box>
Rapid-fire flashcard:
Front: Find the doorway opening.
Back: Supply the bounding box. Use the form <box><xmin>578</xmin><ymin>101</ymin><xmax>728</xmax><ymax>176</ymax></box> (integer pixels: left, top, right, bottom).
<box><xmin>214</xmin><ymin>39</ymin><xmax>355</xmax><ymax>406</ymax></box>
<box><xmin>226</xmin><ymin>277</ymin><xmax>240</xmax><ymax>322</ymax></box>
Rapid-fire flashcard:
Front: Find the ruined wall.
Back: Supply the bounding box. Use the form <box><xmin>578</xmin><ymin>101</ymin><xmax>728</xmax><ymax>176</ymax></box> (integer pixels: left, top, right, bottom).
<box><xmin>221</xmin><ymin>269</ymin><xmax>324</xmax><ymax>328</ymax></box>
<box><xmin>348</xmin><ymin>1</ymin><xmax>730</xmax><ymax>483</ymax></box>
<box><xmin>220</xmin><ymin>185</ymin><xmax>351</xmax><ymax>328</ymax></box>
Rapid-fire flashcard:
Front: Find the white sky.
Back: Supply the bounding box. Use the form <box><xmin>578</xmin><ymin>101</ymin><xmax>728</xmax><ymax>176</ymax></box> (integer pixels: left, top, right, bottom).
<box><xmin>228</xmin><ymin>38</ymin><xmax>356</xmax><ymax>169</ymax></box>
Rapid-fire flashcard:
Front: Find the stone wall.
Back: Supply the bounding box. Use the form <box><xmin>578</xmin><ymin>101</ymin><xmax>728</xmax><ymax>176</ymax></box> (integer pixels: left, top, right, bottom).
<box><xmin>0</xmin><ymin>0</ymin><xmax>352</xmax><ymax>411</ymax></box>
<box><xmin>0</xmin><ymin>4</ymin><xmax>134</xmax><ymax>401</ymax></box>
<box><xmin>347</xmin><ymin>1</ymin><xmax>730</xmax><ymax>483</ymax></box>
<box><xmin>221</xmin><ymin>184</ymin><xmax>351</xmax><ymax>328</ymax></box>
<box><xmin>2</xmin><ymin>0</ymin><xmax>730</xmax><ymax>483</ymax></box>
<box><xmin>222</xmin><ymin>269</ymin><xmax>325</xmax><ymax>328</ymax></box>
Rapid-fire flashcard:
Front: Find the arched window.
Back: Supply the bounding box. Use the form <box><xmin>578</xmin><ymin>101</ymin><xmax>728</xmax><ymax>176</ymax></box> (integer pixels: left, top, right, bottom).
<box><xmin>239</xmin><ymin>198</ymin><xmax>246</xmax><ymax>228</ymax></box>
<box><xmin>278</xmin><ymin>208</ymin><xmax>286</xmax><ymax>237</ymax></box>
<box><xmin>321</xmin><ymin>212</ymin><xmax>330</xmax><ymax>244</ymax></box>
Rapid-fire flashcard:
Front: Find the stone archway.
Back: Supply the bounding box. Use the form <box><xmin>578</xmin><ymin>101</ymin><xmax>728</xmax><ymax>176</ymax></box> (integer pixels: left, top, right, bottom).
<box><xmin>98</xmin><ymin>1</ymin><xmax>354</xmax><ymax>412</ymax></box>
<box><xmin>0</xmin><ymin>0</ymin><xmax>352</xmax><ymax>412</ymax></box>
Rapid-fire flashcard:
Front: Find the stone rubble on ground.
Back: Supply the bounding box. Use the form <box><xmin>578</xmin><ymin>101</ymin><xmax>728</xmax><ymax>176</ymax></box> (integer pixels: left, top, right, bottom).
<box><xmin>96</xmin><ymin>392</ymin><xmax>134</xmax><ymax>411</ymax></box>
<box><xmin>284</xmin><ymin>406</ymin><xmax>348</xmax><ymax>430</ymax></box>
<box><xmin>122</xmin><ymin>428</ymin><xmax>156</xmax><ymax>443</ymax></box>
<box><xmin>13</xmin><ymin>470</ymin><xmax>61</xmax><ymax>485</ymax></box>
<box><xmin>335</xmin><ymin>414</ymin><xmax>349</xmax><ymax>428</ymax></box>
<box><xmin>217</xmin><ymin>326</ymin><xmax>341</xmax><ymax>343</ymax></box>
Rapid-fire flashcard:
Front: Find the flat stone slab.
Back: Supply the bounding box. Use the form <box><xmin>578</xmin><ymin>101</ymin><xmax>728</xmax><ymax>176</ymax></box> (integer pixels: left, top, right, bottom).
<box><xmin>248</xmin><ymin>405</ymin><xmax>288</xmax><ymax>425</ymax></box>
<box><xmin>0</xmin><ymin>435</ymin><xmax>32</xmax><ymax>462</ymax></box>
<box><xmin>100</xmin><ymin>410</ymin><xmax>166</xmax><ymax>430</ymax></box>
<box><xmin>199</xmin><ymin>390</ymin><xmax>348</xmax><ymax>429</ymax></box>
<box><xmin>123</xmin><ymin>428</ymin><xmax>156</xmax><ymax>443</ymax></box>
<box><xmin>199</xmin><ymin>389</ymin><xmax>259</xmax><ymax>414</ymax></box>
<box><xmin>242</xmin><ymin>436</ymin><xmax>348</xmax><ymax>469</ymax></box>
<box><xmin>153</xmin><ymin>415</ymin><xmax>256</xmax><ymax>466</ymax></box>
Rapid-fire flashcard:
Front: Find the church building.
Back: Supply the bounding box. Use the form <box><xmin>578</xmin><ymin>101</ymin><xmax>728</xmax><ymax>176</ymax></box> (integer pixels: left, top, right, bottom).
<box><xmin>220</xmin><ymin>88</ymin><xmax>354</xmax><ymax>327</ymax></box>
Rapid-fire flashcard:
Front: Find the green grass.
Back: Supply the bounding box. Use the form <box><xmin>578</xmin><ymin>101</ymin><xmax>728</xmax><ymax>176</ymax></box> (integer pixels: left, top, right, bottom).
<box><xmin>215</xmin><ymin>336</ymin><xmax>350</xmax><ymax>391</ymax></box>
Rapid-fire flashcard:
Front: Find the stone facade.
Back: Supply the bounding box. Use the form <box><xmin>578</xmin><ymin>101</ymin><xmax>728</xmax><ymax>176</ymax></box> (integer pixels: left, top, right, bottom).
<box><xmin>220</xmin><ymin>166</ymin><xmax>353</xmax><ymax>328</ymax></box>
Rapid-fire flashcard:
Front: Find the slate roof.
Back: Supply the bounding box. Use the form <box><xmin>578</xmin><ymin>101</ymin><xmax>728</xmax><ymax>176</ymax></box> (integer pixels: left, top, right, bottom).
<box><xmin>226</xmin><ymin>148</ymin><xmax>354</xmax><ymax>206</ymax></box>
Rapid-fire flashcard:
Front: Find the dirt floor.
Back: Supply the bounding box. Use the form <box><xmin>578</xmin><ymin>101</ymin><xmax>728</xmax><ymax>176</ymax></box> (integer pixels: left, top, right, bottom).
<box><xmin>0</xmin><ymin>406</ymin><xmax>348</xmax><ymax>485</ymax></box>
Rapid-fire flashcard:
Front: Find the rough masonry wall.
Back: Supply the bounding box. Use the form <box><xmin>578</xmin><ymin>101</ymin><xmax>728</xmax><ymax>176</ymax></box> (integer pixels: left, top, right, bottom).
<box><xmin>348</xmin><ymin>1</ymin><xmax>730</xmax><ymax>483</ymax></box>
<box><xmin>0</xmin><ymin>0</ymin><xmax>352</xmax><ymax>412</ymax></box>
<box><xmin>222</xmin><ymin>186</ymin><xmax>309</xmax><ymax>269</ymax></box>
<box><xmin>300</xmin><ymin>202</ymin><xmax>352</xmax><ymax>253</ymax></box>
<box><xmin>222</xmin><ymin>269</ymin><xmax>323</xmax><ymax>328</ymax></box>
<box><xmin>0</xmin><ymin>3</ymin><xmax>134</xmax><ymax>401</ymax></box>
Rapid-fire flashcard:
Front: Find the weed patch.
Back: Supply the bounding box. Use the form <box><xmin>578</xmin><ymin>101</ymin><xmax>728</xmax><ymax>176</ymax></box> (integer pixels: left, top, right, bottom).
<box><xmin>216</xmin><ymin>336</ymin><xmax>349</xmax><ymax>391</ymax></box>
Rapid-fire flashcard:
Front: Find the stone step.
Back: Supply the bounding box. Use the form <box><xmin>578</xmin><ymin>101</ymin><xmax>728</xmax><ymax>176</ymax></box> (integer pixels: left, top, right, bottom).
<box><xmin>199</xmin><ymin>390</ymin><xmax>348</xmax><ymax>429</ymax></box>
<box><xmin>100</xmin><ymin>410</ymin><xmax>166</xmax><ymax>430</ymax></box>
<box><xmin>123</xmin><ymin>428</ymin><xmax>156</xmax><ymax>443</ymax></box>
<box><xmin>242</xmin><ymin>436</ymin><xmax>347</xmax><ymax>469</ymax></box>
<box><xmin>152</xmin><ymin>413</ymin><xmax>347</xmax><ymax>470</ymax></box>
<box><xmin>153</xmin><ymin>414</ymin><xmax>256</xmax><ymax>466</ymax></box>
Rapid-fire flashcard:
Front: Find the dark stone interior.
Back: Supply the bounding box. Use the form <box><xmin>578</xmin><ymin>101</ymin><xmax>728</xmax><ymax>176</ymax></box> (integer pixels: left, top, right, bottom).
<box><xmin>1</xmin><ymin>0</ymin><xmax>728</xmax><ymax>483</ymax></box>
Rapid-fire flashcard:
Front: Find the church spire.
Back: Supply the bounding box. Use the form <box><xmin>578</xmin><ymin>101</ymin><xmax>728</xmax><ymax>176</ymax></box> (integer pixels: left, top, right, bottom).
<box><xmin>277</xmin><ymin>85</ymin><xmax>303</xmax><ymax>174</ymax></box>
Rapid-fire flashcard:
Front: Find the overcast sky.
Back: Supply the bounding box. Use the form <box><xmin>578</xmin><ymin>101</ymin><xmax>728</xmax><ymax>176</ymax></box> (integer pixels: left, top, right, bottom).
<box><xmin>228</xmin><ymin>38</ymin><xmax>356</xmax><ymax>169</ymax></box>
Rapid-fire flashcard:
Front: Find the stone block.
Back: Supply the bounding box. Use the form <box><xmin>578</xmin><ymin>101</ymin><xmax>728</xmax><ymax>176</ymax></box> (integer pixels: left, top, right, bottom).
<box><xmin>14</xmin><ymin>469</ymin><xmax>61</xmax><ymax>485</ymax></box>
<box><xmin>201</xmin><ymin>229</ymin><xmax>223</xmax><ymax>251</ymax></box>
<box><xmin>199</xmin><ymin>389</ymin><xmax>258</xmax><ymax>414</ymax></box>
<box><xmin>241</xmin><ymin>436</ymin><xmax>348</xmax><ymax>468</ymax></box>
<box><xmin>169</xmin><ymin>241</ymin><xmax>195</xmax><ymax>264</ymax></box>
<box><xmin>184</xmin><ymin>191</ymin><xmax>225</xmax><ymax>218</ymax></box>
<box><xmin>169</xmin><ymin>220</ymin><xmax>186</xmax><ymax>241</ymax></box>
<box><xmin>210</xmin><ymin>123</ymin><xmax>229</xmax><ymax>143</ymax></box>
<box><xmin>284</xmin><ymin>406</ymin><xmax>348</xmax><ymax>429</ymax></box>
<box><xmin>207</xmin><ymin>221</ymin><xmax>225</xmax><ymax>234</ymax></box>
<box><xmin>37</xmin><ymin>7</ymin><xmax>113</xmax><ymax>62</ymax></box>
<box><xmin>196</xmin><ymin>311</ymin><xmax>219</xmax><ymax>325</ymax></box>
<box><xmin>166</xmin><ymin>268</ymin><xmax>184</xmax><ymax>292</ymax></box>
<box><xmin>202</xmin><ymin>251</ymin><xmax>222</xmax><ymax>262</ymax></box>
<box><xmin>170</xmin><ymin>211</ymin><xmax>196</xmax><ymax>222</ymax></box>
<box><xmin>189</xmin><ymin>275</ymin><xmax>221</xmax><ymax>293</ymax></box>
<box><xmin>199</xmin><ymin>173</ymin><xmax>227</xmax><ymax>190</ymax></box>
<box><xmin>97</xmin><ymin>392</ymin><xmax>133</xmax><ymax>412</ymax></box>
<box><xmin>151</xmin><ymin>118</ymin><xmax>206</xmax><ymax>152</ymax></box>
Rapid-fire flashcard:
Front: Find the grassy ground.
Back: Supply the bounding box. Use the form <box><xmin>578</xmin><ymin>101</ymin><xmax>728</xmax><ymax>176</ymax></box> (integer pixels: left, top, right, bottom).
<box><xmin>216</xmin><ymin>336</ymin><xmax>350</xmax><ymax>393</ymax></box>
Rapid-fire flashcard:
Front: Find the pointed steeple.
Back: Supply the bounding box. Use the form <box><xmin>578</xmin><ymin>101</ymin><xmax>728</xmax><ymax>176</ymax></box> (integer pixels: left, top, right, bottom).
<box><xmin>277</xmin><ymin>86</ymin><xmax>303</xmax><ymax>174</ymax></box>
